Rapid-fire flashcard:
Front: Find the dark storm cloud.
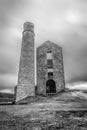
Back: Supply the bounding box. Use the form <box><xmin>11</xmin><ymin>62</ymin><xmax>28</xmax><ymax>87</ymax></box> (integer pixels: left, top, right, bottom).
<box><xmin>0</xmin><ymin>0</ymin><xmax>87</xmax><ymax>92</ymax></box>
<box><xmin>62</xmin><ymin>22</ymin><xmax>87</xmax><ymax>83</ymax></box>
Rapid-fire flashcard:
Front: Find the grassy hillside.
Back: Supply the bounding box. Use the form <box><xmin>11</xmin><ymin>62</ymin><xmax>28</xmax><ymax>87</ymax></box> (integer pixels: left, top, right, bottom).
<box><xmin>0</xmin><ymin>92</ymin><xmax>14</xmax><ymax>102</ymax></box>
<box><xmin>0</xmin><ymin>91</ymin><xmax>87</xmax><ymax>129</ymax></box>
<box><xmin>0</xmin><ymin>110</ymin><xmax>87</xmax><ymax>130</ymax></box>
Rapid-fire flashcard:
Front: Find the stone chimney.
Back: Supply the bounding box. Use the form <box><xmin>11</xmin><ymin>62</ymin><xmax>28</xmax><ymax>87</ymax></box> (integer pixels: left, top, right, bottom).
<box><xmin>16</xmin><ymin>22</ymin><xmax>35</xmax><ymax>102</ymax></box>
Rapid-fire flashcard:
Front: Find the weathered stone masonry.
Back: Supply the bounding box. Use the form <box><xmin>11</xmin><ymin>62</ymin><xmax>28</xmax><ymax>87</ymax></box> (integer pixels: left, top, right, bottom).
<box><xmin>16</xmin><ymin>22</ymin><xmax>65</xmax><ymax>102</ymax></box>
<box><xmin>37</xmin><ymin>41</ymin><xmax>65</xmax><ymax>95</ymax></box>
<box><xmin>16</xmin><ymin>22</ymin><xmax>35</xmax><ymax>102</ymax></box>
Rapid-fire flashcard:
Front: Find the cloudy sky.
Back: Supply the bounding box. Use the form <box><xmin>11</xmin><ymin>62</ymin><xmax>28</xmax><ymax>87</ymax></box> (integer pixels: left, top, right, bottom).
<box><xmin>0</xmin><ymin>0</ymin><xmax>87</xmax><ymax>93</ymax></box>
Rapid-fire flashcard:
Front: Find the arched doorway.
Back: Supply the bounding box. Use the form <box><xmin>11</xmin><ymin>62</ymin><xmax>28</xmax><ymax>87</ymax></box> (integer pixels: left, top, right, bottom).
<box><xmin>46</xmin><ymin>79</ymin><xmax>56</xmax><ymax>93</ymax></box>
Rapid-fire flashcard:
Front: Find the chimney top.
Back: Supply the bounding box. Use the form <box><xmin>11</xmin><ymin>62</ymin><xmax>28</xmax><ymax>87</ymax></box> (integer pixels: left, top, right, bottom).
<box><xmin>23</xmin><ymin>22</ymin><xmax>34</xmax><ymax>33</ymax></box>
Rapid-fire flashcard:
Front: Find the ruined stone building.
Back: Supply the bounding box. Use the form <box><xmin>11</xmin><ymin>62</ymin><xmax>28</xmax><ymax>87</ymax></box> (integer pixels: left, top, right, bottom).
<box><xmin>16</xmin><ymin>22</ymin><xmax>65</xmax><ymax>102</ymax></box>
<box><xmin>37</xmin><ymin>41</ymin><xmax>65</xmax><ymax>95</ymax></box>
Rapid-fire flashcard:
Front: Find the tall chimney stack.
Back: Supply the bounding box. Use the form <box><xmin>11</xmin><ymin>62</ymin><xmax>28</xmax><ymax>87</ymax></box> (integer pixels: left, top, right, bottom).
<box><xmin>16</xmin><ymin>22</ymin><xmax>35</xmax><ymax>102</ymax></box>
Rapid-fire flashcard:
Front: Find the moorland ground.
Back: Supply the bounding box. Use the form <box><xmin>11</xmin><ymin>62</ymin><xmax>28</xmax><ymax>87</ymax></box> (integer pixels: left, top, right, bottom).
<box><xmin>0</xmin><ymin>91</ymin><xmax>87</xmax><ymax>129</ymax></box>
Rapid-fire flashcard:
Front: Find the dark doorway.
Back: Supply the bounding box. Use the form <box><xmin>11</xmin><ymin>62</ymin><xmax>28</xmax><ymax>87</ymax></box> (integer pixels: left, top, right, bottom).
<box><xmin>46</xmin><ymin>79</ymin><xmax>56</xmax><ymax>93</ymax></box>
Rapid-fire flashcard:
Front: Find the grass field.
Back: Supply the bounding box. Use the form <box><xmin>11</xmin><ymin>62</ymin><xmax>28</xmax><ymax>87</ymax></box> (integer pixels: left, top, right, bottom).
<box><xmin>0</xmin><ymin>91</ymin><xmax>87</xmax><ymax>129</ymax></box>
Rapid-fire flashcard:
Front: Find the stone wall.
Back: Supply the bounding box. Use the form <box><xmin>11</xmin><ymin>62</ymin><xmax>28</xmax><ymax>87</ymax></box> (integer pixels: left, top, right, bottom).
<box><xmin>37</xmin><ymin>41</ymin><xmax>65</xmax><ymax>95</ymax></box>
